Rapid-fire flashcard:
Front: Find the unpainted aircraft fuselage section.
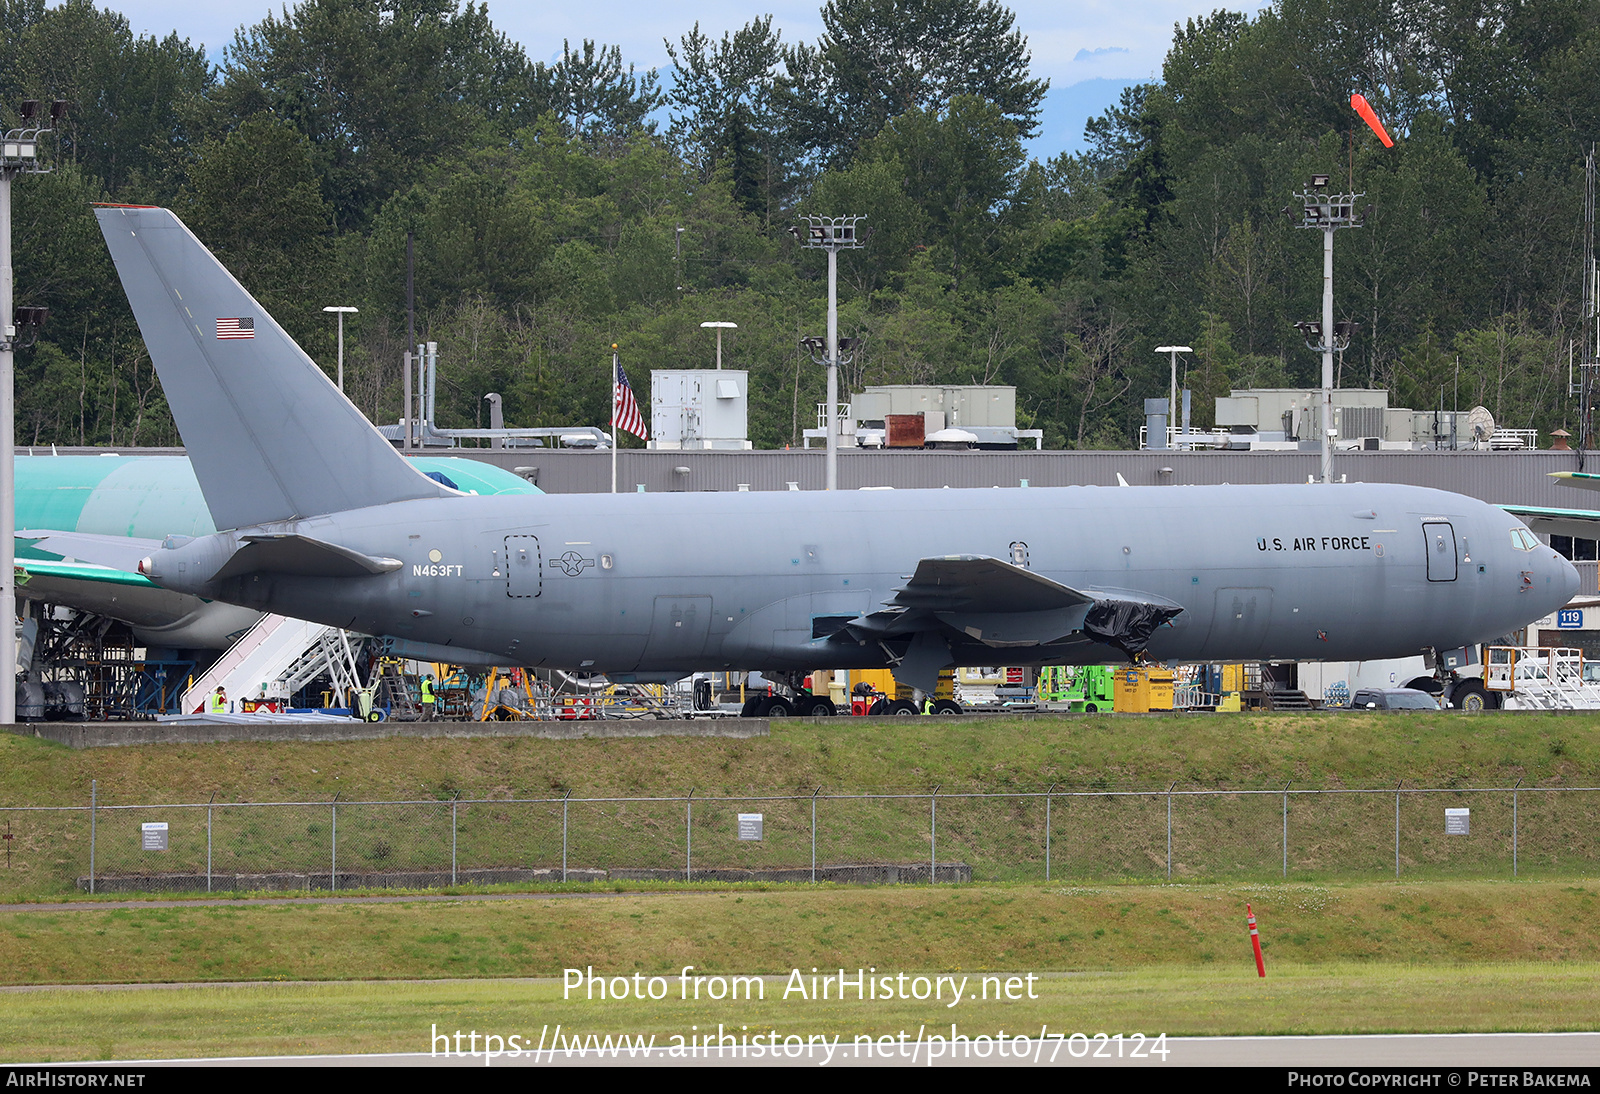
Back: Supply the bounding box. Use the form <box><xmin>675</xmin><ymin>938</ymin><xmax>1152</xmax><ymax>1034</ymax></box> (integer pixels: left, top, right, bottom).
<box><xmin>146</xmin><ymin>480</ymin><xmax>1577</xmax><ymax>678</ymax></box>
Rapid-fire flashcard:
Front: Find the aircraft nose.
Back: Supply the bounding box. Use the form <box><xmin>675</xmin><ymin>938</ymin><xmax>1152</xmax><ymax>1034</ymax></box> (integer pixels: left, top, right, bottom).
<box><xmin>1559</xmin><ymin>552</ymin><xmax>1583</xmax><ymax>602</ymax></box>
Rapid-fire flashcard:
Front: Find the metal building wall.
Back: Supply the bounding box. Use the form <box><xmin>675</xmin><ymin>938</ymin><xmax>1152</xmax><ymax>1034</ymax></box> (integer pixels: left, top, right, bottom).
<box><xmin>449</xmin><ymin>447</ymin><xmax>1590</xmax><ymax>509</ymax></box>
<box><xmin>34</xmin><ymin>445</ymin><xmax>1590</xmax><ymax>509</ymax></box>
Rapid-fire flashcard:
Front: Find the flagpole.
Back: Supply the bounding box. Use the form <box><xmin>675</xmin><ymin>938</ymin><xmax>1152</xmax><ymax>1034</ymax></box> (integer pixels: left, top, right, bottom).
<box><xmin>611</xmin><ymin>344</ymin><xmax>618</xmax><ymax>494</ymax></box>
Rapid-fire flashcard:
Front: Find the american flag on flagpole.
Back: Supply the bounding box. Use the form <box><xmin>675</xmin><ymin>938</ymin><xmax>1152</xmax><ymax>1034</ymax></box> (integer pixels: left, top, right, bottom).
<box><xmin>613</xmin><ymin>359</ymin><xmax>647</xmax><ymax>440</ymax></box>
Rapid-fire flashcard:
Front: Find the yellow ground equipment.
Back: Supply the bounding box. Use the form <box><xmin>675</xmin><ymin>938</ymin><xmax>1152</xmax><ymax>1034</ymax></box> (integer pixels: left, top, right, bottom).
<box><xmin>1113</xmin><ymin>665</ymin><xmax>1175</xmax><ymax>712</ymax></box>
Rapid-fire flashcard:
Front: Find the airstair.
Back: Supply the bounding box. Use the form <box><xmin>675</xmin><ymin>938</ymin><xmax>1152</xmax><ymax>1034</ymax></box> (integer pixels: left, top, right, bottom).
<box><xmin>1487</xmin><ymin>646</ymin><xmax>1600</xmax><ymax>710</ymax></box>
<box><xmin>278</xmin><ymin>626</ymin><xmax>368</xmax><ymax>711</ymax></box>
<box><xmin>181</xmin><ymin>614</ymin><xmax>368</xmax><ymax>713</ymax></box>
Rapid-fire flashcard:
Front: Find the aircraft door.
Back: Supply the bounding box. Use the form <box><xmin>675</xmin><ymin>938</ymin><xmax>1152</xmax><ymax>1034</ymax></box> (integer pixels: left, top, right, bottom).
<box><xmin>1423</xmin><ymin>521</ymin><xmax>1457</xmax><ymax>582</ymax></box>
<box><xmin>504</xmin><ymin>535</ymin><xmax>542</xmax><ymax>597</ymax></box>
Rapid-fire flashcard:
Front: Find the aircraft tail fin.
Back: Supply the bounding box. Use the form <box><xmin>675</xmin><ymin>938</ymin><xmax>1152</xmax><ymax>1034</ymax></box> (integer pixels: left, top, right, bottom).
<box><xmin>94</xmin><ymin>205</ymin><xmax>449</xmax><ymax>530</ymax></box>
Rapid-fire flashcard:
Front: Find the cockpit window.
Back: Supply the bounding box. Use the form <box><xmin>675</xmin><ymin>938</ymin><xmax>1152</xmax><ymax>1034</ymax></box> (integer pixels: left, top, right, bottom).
<box><xmin>1509</xmin><ymin>527</ymin><xmax>1540</xmax><ymax>551</ymax></box>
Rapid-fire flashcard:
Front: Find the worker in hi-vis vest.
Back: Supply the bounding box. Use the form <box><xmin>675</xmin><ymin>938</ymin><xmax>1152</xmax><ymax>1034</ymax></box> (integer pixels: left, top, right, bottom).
<box><xmin>209</xmin><ymin>686</ymin><xmax>228</xmax><ymax>715</ymax></box>
<box><xmin>420</xmin><ymin>674</ymin><xmax>436</xmax><ymax>720</ymax></box>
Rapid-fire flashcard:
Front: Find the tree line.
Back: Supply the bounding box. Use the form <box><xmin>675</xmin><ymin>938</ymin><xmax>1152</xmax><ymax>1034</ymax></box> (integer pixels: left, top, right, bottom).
<box><xmin>6</xmin><ymin>0</ymin><xmax>1600</xmax><ymax>451</ymax></box>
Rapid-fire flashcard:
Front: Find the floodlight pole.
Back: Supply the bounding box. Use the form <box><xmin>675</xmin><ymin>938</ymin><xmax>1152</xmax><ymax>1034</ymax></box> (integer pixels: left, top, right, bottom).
<box><xmin>1321</xmin><ymin>224</ymin><xmax>1333</xmax><ymax>481</ymax></box>
<box><xmin>1293</xmin><ymin>177</ymin><xmax>1363</xmax><ymax>484</ymax></box>
<box><xmin>0</xmin><ymin>103</ymin><xmax>58</xmax><ymax>726</ymax></box>
<box><xmin>323</xmin><ymin>306</ymin><xmax>357</xmax><ymax>392</ymax></box>
<box><xmin>827</xmin><ymin>248</ymin><xmax>837</xmax><ymax>489</ymax></box>
<box><xmin>1</xmin><ymin>159</ymin><xmax>13</xmax><ymax>726</ymax></box>
<box><xmin>794</xmin><ymin>216</ymin><xmax>866</xmax><ymax>490</ymax></box>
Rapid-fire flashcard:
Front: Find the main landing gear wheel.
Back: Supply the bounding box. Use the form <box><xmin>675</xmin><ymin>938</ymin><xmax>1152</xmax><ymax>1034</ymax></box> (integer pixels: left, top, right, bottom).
<box><xmin>931</xmin><ymin>700</ymin><xmax>962</xmax><ymax>715</ymax></box>
<box><xmin>867</xmin><ymin>698</ymin><xmax>888</xmax><ymax>716</ymax></box>
<box><xmin>800</xmin><ymin>696</ymin><xmax>837</xmax><ymax>717</ymax></box>
<box><xmin>759</xmin><ymin>695</ymin><xmax>795</xmax><ymax>717</ymax></box>
<box><xmin>1449</xmin><ymin>681</ymin><xmax>1496</xmax><ymax>712</ymax></box>
<box><xmin>888</xmin><ymin>699</ymin><xmax>920</xmax><ymax>716</ymax></box>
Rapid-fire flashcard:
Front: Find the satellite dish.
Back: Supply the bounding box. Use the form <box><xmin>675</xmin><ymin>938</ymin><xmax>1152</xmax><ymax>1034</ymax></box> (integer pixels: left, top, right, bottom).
<box><xmin>1467</xmin><ymin>406</ymin><xmax>1496</xmax><ymax>450</ymax></box>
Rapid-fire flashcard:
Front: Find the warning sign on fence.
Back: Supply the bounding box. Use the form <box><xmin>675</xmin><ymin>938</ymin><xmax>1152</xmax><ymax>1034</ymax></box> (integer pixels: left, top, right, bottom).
<box><xmin>737</xmin><ymin>813</ymin><xmax>763</xmax><ymax>841</ymax></box>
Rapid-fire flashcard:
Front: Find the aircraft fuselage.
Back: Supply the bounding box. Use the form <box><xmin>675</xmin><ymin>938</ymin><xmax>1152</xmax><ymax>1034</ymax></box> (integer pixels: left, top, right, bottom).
<box><xmin>146</xmin><ymin>480</ymin><xmax>1580</xmax><ymax>678</ymax></box>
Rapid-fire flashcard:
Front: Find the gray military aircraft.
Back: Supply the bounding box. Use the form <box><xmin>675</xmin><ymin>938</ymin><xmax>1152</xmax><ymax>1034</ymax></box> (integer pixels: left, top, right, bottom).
<box><xmin>92</xmin><ymin>205</ymin><xmax>1581</xmax><ymax>715</ymax></box>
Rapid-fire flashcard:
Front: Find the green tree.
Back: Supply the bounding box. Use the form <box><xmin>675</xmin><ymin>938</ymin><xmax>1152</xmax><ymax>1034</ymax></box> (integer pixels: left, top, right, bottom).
<box><xmin>779</xmin><ymin>0</ymin><xmax>1047</xmax><ymax>168</ymax></box>
<box><xmin>180</xmin><ymin>116</ymin><xmax>337</xmax><ymax>351</ymax></box>
<box><xmin>666</xmin><ymin>18</ymin><xmax>800</xmax><ymax>223</ymax></box>
<box><xmin>217</xmin><ymin>0</ymin><xmax>542</xmax><ymax>229</ymax></box>
<box><xmin>538</xmin><ymin>39</ymin><xmax>662</xmax><ymax>144</ymax></box>
<box><xmin>870</xmin><ymin>97</ymin><xmax>1026</xmax><ymax>287</ymax></box>
<box><xmin>0</xmin><ymin>0</ymin><xmax>212</xmax><ymax>200</ymax></box>
<box><xmin>803</xmin><ymin>155</ymin><xmax>928</xmax><ymax>295</ymax></box>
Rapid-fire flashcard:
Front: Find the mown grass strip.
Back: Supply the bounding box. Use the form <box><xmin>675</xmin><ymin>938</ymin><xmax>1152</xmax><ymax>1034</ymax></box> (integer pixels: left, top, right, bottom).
<box><xmin>1</xmin><ymin>880</ymin><xmax>1597</xmax><ymax>986</ymax></box>
<box><xmin>8</xmin><ymin>963</ymin><xmax>1599</xmax><ymax>1063</ymax></box>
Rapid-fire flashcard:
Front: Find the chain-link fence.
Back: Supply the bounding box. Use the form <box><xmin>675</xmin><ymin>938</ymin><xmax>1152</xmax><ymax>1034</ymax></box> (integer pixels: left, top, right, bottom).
<box><xmin>2</xmin><ymin>782</ymin><xmax>1597</xmax><ymax>895</ymax></box>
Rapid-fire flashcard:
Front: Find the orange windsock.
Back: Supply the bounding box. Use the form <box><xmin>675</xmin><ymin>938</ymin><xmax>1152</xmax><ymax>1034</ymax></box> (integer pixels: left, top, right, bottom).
<box><xmin>1351</xmin><ymin>93</ymin><xmax>1394</xmax><ymax>147</ymax></box>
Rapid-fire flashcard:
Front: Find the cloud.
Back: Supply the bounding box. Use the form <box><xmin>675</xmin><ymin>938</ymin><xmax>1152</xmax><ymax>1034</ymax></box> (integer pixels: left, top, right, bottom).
<box><xmin>1073</xmin><ymin>46</ymin><xmax>1131</xmax><ymax>62</ymax></box>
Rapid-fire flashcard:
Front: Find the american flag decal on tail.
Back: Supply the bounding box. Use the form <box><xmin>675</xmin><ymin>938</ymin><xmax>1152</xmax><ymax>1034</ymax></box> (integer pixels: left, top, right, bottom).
<box><xmin>216</xmin><ymin>317</ymin><xmax>254</xmax><ymax>340</ymax></box>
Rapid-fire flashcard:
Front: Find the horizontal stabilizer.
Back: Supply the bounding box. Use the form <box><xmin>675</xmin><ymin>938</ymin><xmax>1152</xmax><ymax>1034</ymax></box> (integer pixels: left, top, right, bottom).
<box><xmin>18</xmin><ymin>530</ymin><xmax>162</xmax><ymax>573</ymax></box>
<box><xmin>15</xmin><ymin>559</ymin><xmax>263</xmax><ymax>648</ymax></box>
<box><xmin>95</xmin><ymin>205</ymin><xmax>450</xmax><ymax>529</ymax></box>
<box><xmin>1549</xmin><ymin>471</ymin><xmax>1600</xmax><ymax>493</ymax></box>
<box><xmin>211</xmin><ymin>534</ymin><xmax>402</xmax><ymax>581</ymax></box>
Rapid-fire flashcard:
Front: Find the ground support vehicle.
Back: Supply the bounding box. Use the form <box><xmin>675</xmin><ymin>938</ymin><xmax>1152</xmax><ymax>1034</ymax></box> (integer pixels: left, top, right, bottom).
<box><xmin>1036</xmin><ymin>665</ymin><xmax>1115</xmax><ymax>712</ymax></box>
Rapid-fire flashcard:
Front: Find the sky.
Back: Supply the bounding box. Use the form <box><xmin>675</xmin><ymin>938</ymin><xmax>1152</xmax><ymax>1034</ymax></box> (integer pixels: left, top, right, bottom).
<box><xmin>104</xmin><ymin>0</ymin><xmax>1269</xmax><ymax>158</ymax></box>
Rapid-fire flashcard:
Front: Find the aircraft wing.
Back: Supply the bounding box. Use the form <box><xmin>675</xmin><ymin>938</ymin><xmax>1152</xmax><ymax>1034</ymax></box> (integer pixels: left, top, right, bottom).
<box><xmin>1499</xmin><ymin>503</ymin><xmax>1600</xmax><ymax>540</ymax></box>
<box><xmin>15</xmin><ymin>556</ymin><xmax>160</xmax><ymax>591</ymax></box>
<box><xmin>886</xmin><ymin>554</ymin><xmax>1094</xmax><ymax>614</ymax></box>
<box><xmin>14</xmin><ymin>557</ymin><xmax>234</xmax><ymax>641</ymax></box>
<box><xmin>834</xmin><ymin>555</ymin><xmax>1183</xmax><ymax>690</ymax></box>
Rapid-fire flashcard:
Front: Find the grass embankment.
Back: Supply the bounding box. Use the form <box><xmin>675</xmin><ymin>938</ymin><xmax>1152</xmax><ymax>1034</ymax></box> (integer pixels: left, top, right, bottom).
<box><xmin>0</xmin><ymin>712</ymin><xmax>1596</xmax><ymax>900</ymax></box>
<box><xmin>4</xmin><ymin>880</ymin><xmax>1599</xmax><ymax>984</ymax></box>
<box><xmin>3</xmin><ymin>713</ymin><xmax>1600</xmax><ymax>902</ymax></box>
<box><xmin>2</xmin><ymin>711</ymin><xmax>1595</xmax><ymax>805</ymax></box>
